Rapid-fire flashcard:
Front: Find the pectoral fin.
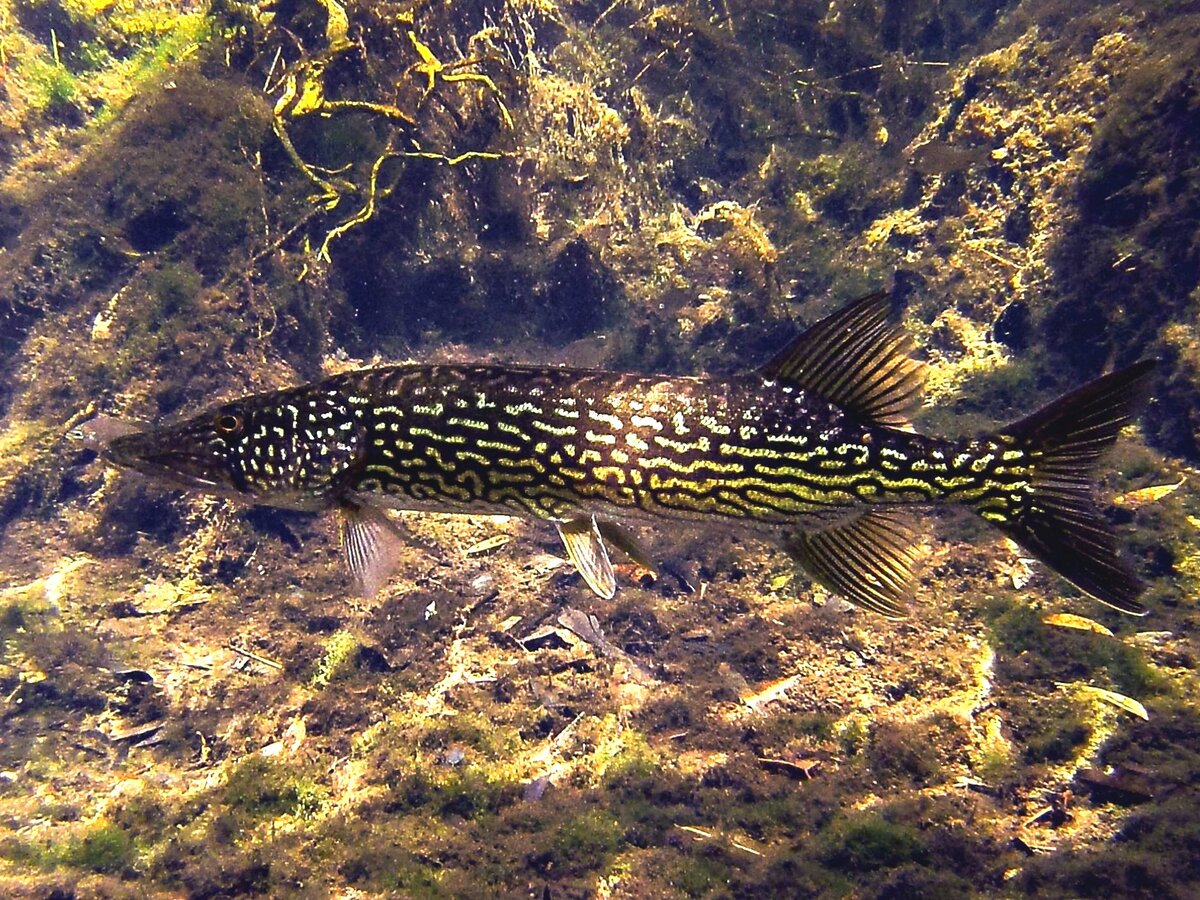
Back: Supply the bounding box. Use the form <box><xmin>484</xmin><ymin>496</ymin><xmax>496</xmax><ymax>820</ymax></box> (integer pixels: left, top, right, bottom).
<box><xmin>338</xmin><ymin>502</ymin><xmax>408</xmax><ymax>597</ymax></box>
<box><xmin>556</xmin><ymin>516</ymin><xmax>617</xmax><ymax>599</ymax></box>
<box><xmin>786</xmin><ymin>510</ymin><xmax>919</xmax><ymax>619</ymax></box>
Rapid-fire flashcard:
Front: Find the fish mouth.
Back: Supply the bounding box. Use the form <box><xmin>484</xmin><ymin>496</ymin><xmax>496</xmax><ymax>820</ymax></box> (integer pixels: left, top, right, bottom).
<box><xmin>120</xmin><ymin>455</ymin><xmax>226</xmax><ymax>490</ymax></box>
<box><xmin>103</xmin><ymin>433</ymin><xmax>229</xmax><ymax>491</ymax></box>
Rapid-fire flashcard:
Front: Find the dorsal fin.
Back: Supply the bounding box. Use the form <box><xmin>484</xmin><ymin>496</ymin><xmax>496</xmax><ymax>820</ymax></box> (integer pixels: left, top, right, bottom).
<box><xmin>760</xmin><ymin>291</ymin><xmax>926</xmax><ymax>429</ymax></box>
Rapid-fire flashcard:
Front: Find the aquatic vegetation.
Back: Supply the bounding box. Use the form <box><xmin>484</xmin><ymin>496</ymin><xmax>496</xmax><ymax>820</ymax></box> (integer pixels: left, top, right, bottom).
<box><xmin>818</xmin><ymin>813</ymin><xmax>929</xmax><ymax>873</ymax></box>
<box><xmin>0</xmin><ymin>419</ymin><xmax>59</xmax><ymax>529</ymax></box>
<box><xmin>56</xmin><ymin>821</ymin><xmax>135</xmax><ymax>874</ymax></box>
<box><xmin>309</xmin><ymin>629</ymin><xmax>360</xmax><ymax>688</ymax></box>
<box><xmin>223</xmin><ymin>755</ymin><xmax>321</xmax><ymax>820</ymax></box>
<box><xmin>974</xmin><ymin>724</ymin><xmax>1015</xmax><ymax>782</ymax></box>
<box><xmin>1</xmin><ymin>0</ymin><xmax>212</xmax><ymax>149</ymax></box>
<box><xmin>867</xmin><ymin>718</ymin><xmax>943</xmax><ymax>786</ymax></box>
<box><xmin>15</xmin><ymin>53</ymin><xmax>80</xmax><ymax>118</ymax></box>
<box><xmin>1020</xmin><ymin>695</ymin><xmax>1094</xmax><ymax>765</ymax></box>
<box><xmin>0</xmin><ymin>819</ymin><xmax>134</xmax><ymax>874</ymax></box>
<box><xmin>834</xmin><ymin>711</ymin><xmax>872</xmax><ymax>756</ymax></box>
<box><xmin>542</xmin><ymin>807</ymin><xmax>624</xmax><ymax>876</ymax></box>
<box><xmin>245</xmin><ymin>0</ymin><xmax>514</xmax><ymax>261</ymax></box>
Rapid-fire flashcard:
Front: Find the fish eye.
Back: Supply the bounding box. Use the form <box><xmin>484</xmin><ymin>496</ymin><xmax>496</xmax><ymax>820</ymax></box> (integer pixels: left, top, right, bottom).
<box><xmin>214</xmin><ymin>413</ymin><xmax>243</xmax><ymax>436</ymax></box>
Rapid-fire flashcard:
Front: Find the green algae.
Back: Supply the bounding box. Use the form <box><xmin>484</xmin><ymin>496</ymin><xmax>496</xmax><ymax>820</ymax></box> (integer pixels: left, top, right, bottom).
<box><xmin>144</xmin><ymin>260</ymin><xmax>202</xmax><ymax>324</ymax></box>
<box><xmin>3</xmin><ymin>1</ymin><xmax>213</xmax><ymax>145</ymax></box>
<box><xmin>221</xmin><ymin>755</ymin><xmax>330</xmax><ymax>825</ymax></box>
<box><xmin>223</xmin><ymin>755</ymin><xmax>300</xmax><ymax>818</ymax></box>
<box><xmin>386</xmin><ymin>767</ymin><xmax>517</xmax><ymax>821</ymax></box>
<box><xmin>58</xmin><ymin>821</ymin><xmax>135</xmax><ymax>874</ymax></box>
<box><xmin>1020</xmin><ymin>694</ymin><xmax>1093</xmax><ymax>765</ymax></box>
<box><xmin>0</xmin><ymin>820</ymin><xmax>134</xmax><ymax>875</ymax></box>
<box><xmin>974</xmin><ymin>740</ymin><xmax>1015</xmax><ymax>783</ymax></box>
<box><xmin>309</xmin><ymin>629</ymin><xmax>360</xmax><ymax>688</ymax></box>
<box><xmin>834</xmin><ymin>710</ymin><xmax>872</xmax><ymax>756</ymax></box>
<box><xmin>668</xmin><ymin>853</ymin><xmax>733</xmax><ymax>897</ymax></box>
<box><xmin>818</xmin><ymin>813</ymin><xmax>929</xmax><ymax>873</ymax></box>
<box><xmin>16</xmin><ymin>54</ymin><xmax>81</xmax><ymax>118</ymax></box>
<box><xmin>987</xmin><ymin>601</ymin><xmax>1054</xmax><ymax>657</ymax></box>
<box><xmin>986</xmin><ymin>597</ymin><xmax>1171</xmax><ymax>699</ymax></box>
<box><xmin>2</xmin><ymin>617</ymin><xmax>111</xmax><ymax>717</ymax></box>
<box><xmin>867</xmin><ymin>718</ymin><xmax>943</xmax><ymax>786</ymax></box>
<box><xmin>543</xmin><ymin>807</ymin><xmax>624</xmax><ymax>876</ymax></box>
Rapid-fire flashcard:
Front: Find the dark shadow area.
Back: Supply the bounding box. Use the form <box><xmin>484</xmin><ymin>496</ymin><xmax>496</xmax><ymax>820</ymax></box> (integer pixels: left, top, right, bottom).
<box><xmin>1044</xmin><ymin>35</ymin><xmax>1200</xmax><ymax>459</ymax></box>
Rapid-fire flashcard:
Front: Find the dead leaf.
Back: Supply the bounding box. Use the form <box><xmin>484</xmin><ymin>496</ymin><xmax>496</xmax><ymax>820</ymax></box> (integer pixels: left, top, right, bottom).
<box><xmin>283</xmin><ymin>717</ymin><xmax>307</xmax><ymax>754</ymax></box>
<box><xmin>758</xmin><ymin>756</ymin><xmax>821</xmax><ymax>779</ymax></box>
<box><xmin>738</xmin><ymin>673</ymin><xmax>803</xmax><ymax>713</ymax></box>
<box><xmin>1042</xmin><ymin>613</ymin><xmax>1114</xmax><ymax>637</ymax></box>
<box><xmin>1129</xmin><ymin>631</ymin><xmax>1173</xmax><ymax>645</ymax></box>
<box><xmin>1023</xmin><ymin>806</ymin><xmax>1056</xmax><ymax>828</ymax></box>
<box><xmin>1013</xmin><ymin>835</ymin><xmax>1054</xmax><ymax>855</ymax></box>
<box><xmin>226</xmin><ymin>643</ymin><xmax>284</xmax><ymax>671</ymax></box>
<box><xmin>523</xmin><ymin>776</ymin><xmax>550</xmax><ymax>803</ymax></box>
<box><xmin>466</xmin><ymin>534</ymin><xmax>510</xmax><ymax>556</ymax></box>
<box><xmin>1115</xmin><ymin>477</ymin><xmax>1185</xmax><ymax>508</ymax></box>
<box><xmin>521</xmin><ymin>626</ymin><xmax>574</xmax><ymax>651</ymax></box>
<box><xmin>496</xmin><ymin>615</ymin><xmax>523</xmax><ymax>633</ymax></box>
<box><xmin>557</xmin><ymin>608</ymin><xmax>611</xmax><ymax>652</ymax></box>
<box><xmin>1076</xmin><ymin>766</ymin><xmax>1155</xmax><ymax>802</ymax></box>
<box><xmin>528</xmin><ymin>553</ymin><xmax>568</xmax><ymax>574</ymax></box>
<box><xmin>106</xmin><ymin>722</ymin><xmax>164</xmax><ymax>744</ymax></box>
<box><xmin>111</xmin><ymin>668</ymin><xmax>155</xmax><ymax>684</ymax></box>
<box><xmin>1011</xmin><ymin>557</ymin><xmax>1035</xmax><ymax>589</ymax></box>
<box><xmin>1061</xmin><ymin>683</ymin><xmax>1150</xmax><ymax>720</ymax></box>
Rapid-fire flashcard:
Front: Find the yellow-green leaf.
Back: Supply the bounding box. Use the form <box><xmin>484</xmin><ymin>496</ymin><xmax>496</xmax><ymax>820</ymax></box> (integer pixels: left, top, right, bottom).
<box><xmin>769</xmin><ymin>572</ymin><xmax>794</xmax><ymax>592</ymax></box>
<box><xmin>1042</xmin><ymin>613</ymin><xmax>1114</xmax><ymax>637</ymax></box>
<box><xmin>466</xmin><ymin>534</ymin><xmax>510</xmax><ymax>556</ymax></box>
<box><xmin>1115</xmin><ymin>477</ymin><xmax>1185</xmax><ymax>508</ymax></box>
<box><xmin>1073</xmin><ymin>684</ymin><xmax>1150</xmax><ymax>720</ymax></box>
<box><xmin>319</xmin><ymin>0</ymin><xmax>352</xmax><ymax>51</ymax></box>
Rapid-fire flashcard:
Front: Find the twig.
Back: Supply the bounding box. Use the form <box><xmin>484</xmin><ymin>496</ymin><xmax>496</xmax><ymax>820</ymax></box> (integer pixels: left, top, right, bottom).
<box><xmin>227</xmin><ymin>643</ymin><xmax>283</xmax><ymax>671</ymax></box>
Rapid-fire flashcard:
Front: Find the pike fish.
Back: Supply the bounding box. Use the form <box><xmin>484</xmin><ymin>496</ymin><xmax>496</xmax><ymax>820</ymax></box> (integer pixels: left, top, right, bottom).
<box><xmin>90</xmin><ymin>292</ymin><xmax>1154</xmax><ymax>617</ymax></box>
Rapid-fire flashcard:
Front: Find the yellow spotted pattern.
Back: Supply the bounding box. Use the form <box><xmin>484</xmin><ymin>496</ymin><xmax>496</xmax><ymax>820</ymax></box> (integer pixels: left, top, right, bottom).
<box><xmin>224</xmin><ymin>365</ymin><xmax>1035</xmax><ymax>529</ymax></box>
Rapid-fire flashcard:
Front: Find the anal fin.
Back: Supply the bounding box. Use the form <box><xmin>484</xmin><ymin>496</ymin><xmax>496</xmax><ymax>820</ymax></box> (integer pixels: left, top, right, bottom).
<box><xmin>556</xmin><ymin>516</ymin><xmax>617</xmax><ymax>599</ymax></box>
<box><xmin>339</xmin><ymin>502</ymin><xmax>409</xmax><ymax>597</ymax></box>
<box><xmin>787</xmin><ymin>510</ymin><xmax>919</xmax><ymax>619</ymax></box>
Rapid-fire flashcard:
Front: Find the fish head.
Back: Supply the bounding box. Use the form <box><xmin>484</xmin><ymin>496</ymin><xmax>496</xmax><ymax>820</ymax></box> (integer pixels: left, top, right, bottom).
<box><xmin>101</xmin><ymin>401</ymin><xmax>257</xmax><ymax>496</ymax></box>
<box><xmin>95</xmin><ymin>388</ymin><xmax>365</xmax><ymax>510</ymax></box>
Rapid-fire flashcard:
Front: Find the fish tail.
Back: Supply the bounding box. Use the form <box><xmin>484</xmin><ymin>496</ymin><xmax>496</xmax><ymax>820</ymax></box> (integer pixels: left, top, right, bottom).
<box><xmin>976</xmin><ymin>360</ymin><xmax>1156</xmax><ymax>614</ymax></box>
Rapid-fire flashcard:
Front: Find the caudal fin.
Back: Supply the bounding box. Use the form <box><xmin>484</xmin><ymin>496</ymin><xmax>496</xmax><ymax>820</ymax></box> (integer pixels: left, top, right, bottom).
<box><xmin>983</xmin><ymin>360</ymin><xmax>1156</xmax><ymax>615</ymax></box>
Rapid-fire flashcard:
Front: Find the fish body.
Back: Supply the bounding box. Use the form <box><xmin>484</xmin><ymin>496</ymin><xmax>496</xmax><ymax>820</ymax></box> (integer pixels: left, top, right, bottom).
<box><xmin>906</xmin><ymin>140</ymin><xmax>994</xmax><ymax>176</ymax></box>
<box><xmin>196</xmin><ymin>364</ymin><xmax>977</xmax><ymax>523</ymax></box>
<box><xmin>98</xmin><ymin>292</ymin><xmax>1154</xmax><ymax>617</ymax></box>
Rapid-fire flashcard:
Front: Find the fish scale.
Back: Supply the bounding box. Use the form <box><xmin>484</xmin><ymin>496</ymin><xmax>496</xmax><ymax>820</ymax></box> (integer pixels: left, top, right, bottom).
<box><xmin>239</xmin><ymin>364</ymin><xmax>1015</xmax><ymax>526</ymax></box>
<box><xmin>97</xmin><ymin>291</ymin><xmax>1154</xmax><ymax>618</ymax></box>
